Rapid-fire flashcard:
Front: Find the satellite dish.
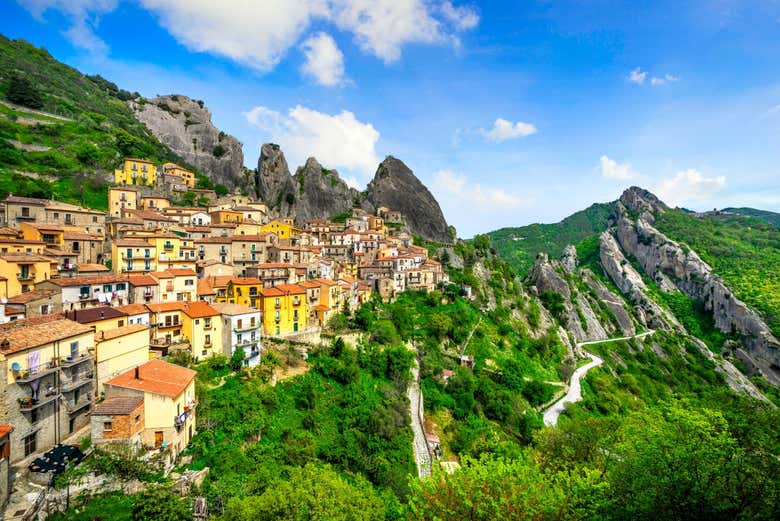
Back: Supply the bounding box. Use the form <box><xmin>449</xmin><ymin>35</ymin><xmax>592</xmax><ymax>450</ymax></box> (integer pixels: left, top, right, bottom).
<box><xmin>11</xmin><ymin>362</ymin><xmax>20</xmax><ymax>371</ymax></box>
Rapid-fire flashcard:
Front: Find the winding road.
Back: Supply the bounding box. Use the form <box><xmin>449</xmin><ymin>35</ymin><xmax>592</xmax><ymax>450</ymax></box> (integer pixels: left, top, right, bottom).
<box><xmin>542</xmin><ymin>330</ymin><xmax>655</xmax><ymax>427</ymax></box>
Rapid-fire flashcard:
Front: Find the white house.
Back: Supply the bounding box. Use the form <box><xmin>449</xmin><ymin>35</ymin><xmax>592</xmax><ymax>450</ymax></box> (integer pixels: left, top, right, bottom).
<box><xmin>116</xmin><ymin>304</ymin><xmax>151</xmax><ymax>326</ymax></box>
<box><xmin>36</xmin><ymin>275</ymin><xmax>130</xmax><ymax>311</ymax></box>
<box><xmin>190</xmin><ymin>211</ymin><xmax>211</xmax><ymax>226</ymax></box>
<box><xmin>211</xmin><ymin>303</ymin><xmax>262</xmax><ymax>367</ymax></box>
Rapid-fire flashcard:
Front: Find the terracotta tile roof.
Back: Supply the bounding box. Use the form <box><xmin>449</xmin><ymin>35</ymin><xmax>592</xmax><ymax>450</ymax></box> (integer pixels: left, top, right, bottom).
<box><xmin>0</xmin><ymin>425</ymin><xmax>13</xmax><ymax>438</ymax></box>
<box><xmin>128</xmin><ymin>274</ymin><xmax>158</xmax><ymax>286</ymax></box>
<box><xmin>151</xmin><ymin>272</ymin><xmax>174</xmax><ymax>280</ymax></box>
<box><xmin>315</xmin><ymin>278</ymin><xmax>338</xmax><ymax>286</ymax></box>
<box><xmin>0</xmin><ymin>253</ymin><xmax>53</xmax><ymax>263</ymax></box>
<box><xmin>250</xmin><ymin>262</ymin><xmax>295</xmax><ymax>269</ymax></box>
<box><xmin>164</xmin><ymin>269</ymin><xmax>197</xmax><ymax>277</ymax></box>
<box><xmin>63</xmin><ymin>306</ymin><xmax>127</xmax><ymax>324</ymax></box>
<box><xmin>92</xmin><ymin>396</ymin><xmax>143</xmax><ymax>416</ymax></box>
<box><xmin>0</xmin><ymin>315</ymin><xmax>92</xmax><ymax>354</ymax></box>
<box><xmin>64</xmin><ymin>232</ymin><xmax>102</xmax><ymax>241</ymax></box>
<box><xmin>6</xmin><ymin>288</ymin><xmax>58</xmax><ymax>304</ymax></box>
<box><xmin>313</xmin><ymin>304</ymin><xmax>329</xmax><ymax>311</ymax></box>
<box><xmin>146</xmin><ymin>302</ymin><xmax>187</xmax><ymax>313</ymax></box>
<box><xmin>4</xmin><ymin>195</ymin><xmax>49</xmax><ymax>205</ymax></box>
<box><xmin>230</xmin><ymin>277</ymin><xmax>262</xmax><ymax>285</ymax></box>
<box><xmin>77</xmin><ymin>263</ymin><xmax>110</xmax><ymax>273</ymax></box>
<box><xmin>261</xmin><ymin>287</ymin><xmax>284</xmax><ymax>297</ymax></box>
<box><xmin>273</xmin><ymin>283</ymin><xmax>306</xmax><ymax>295</ymax></box>
<box><xmin>116</xmin><ymin>304</ymin><xmax>149</xmax><ymax>315</ymax></box>
<box><xmin>106</xmin><ymin>359</ymin><xmax>195</xmax><ymax>398</ymax></box>
<box><xmin>125</xmin><ymin>209</ymin><xmax>172</xmax><ymax>221</ymax></box>
<box><xmin>197</xmin><ymin>278</ymin><xmax>215</xmax><ymax>296</ymax></box>
<box><xmin>96</xmin><ymin>323</ymin><xmax>148</xmax><ymax>342</ymax></box>
<box><xmin>206</xmin><ymin>275</ymin><xmax>233</xmax><ymax>289</ymax></box>
<box><xmin>114</xmin><ymin>239</ymin><xmax>153</xmax><ymax>247</ymax></box>
<box><xmin>195</xmin><ymin>236</ymin><xmax>233</xmax><ymax>244</ymax></box>
<box><xmin>182</xmin><ymin>301</ymin><xmax>219</xmax><ymax>318</ymax></box>
<box><xmin>210</xmin><ymin>302</ymin><xmax>258</xmax><ymax>315</ymax></box>
<box><xmin>46</xmin><ymin>274</ymin><xmax>128</xmax><ymax>287</ymax></box>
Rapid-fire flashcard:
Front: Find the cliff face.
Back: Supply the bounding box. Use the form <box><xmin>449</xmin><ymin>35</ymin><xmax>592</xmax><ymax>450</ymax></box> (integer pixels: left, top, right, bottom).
<box><xmin>130</xmin><ymin>95</ymin><xmax>245</xmax><ymax>189</ymax></box>
<box><xmin>365</xmin><ymin>157</ymin><xmax>450</xmax><ymax>243</ymax></box>
<box><xmin>254</xmin><ymin>145</ymin><xmax>450</xmax><ymax>241</ymax></box>
<box><xmin>255</xmin><ymin>143</ymin><xmax>367</xmax><ymax>222</ymax></box>
<box><xmin>601</xmin><ymin>187</ymin><xmax>780</xmax><ymax>384</ymax></box>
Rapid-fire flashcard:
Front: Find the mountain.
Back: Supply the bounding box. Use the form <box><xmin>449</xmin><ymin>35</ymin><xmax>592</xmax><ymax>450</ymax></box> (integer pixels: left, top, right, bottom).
<box><xmin>722</xmin><ymin>207</ymin><xmax>780</xmax><ymax>227</ymax></box>
<box><xmin>488</xmin><ymin>202</ymin><xmax>615</xmax><ymax>276</ymax></box>
<box><xmin>0</xmin><ymin>35</ymin><xmax>189</xmax><ymax>208</ymax></box>
<box><xmin>494</xmin><ymin>186</ymin><xmax>780</xmax><ymax>387</ymax></box>
<box><xmin>255</xmin><ymin>143</ymin><xmax>451</xmax><ymax>242</ymax></box>
<box><xmin>130</xmin><ymin>94</ymin><xmax>247</xmax><ymax>190</ymax></box>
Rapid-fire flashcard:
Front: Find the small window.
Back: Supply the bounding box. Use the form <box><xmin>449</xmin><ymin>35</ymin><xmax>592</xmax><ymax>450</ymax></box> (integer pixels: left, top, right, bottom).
<box><xmin>118</xmin><ymin>320</ymin><xmax>124</xmax><ymax>327</ymax></box>
<box><xmin>103</xmin><ymin>422</ymin><xmax>113</xmax><ymax>432</ymax></box>
<box><xmin>103</xmin><ymin>284</ymin><xmax>112</xmax><ymax>292</ymax></box>
<box><xmin>134</xmin><ymin>415</ymin><xmax>141</xmax><ymax>423</ymax></box>
<box><xmin>24</xmin><ymin>433</ymin><xmax>37</xmax><ymax>456</ymax></box>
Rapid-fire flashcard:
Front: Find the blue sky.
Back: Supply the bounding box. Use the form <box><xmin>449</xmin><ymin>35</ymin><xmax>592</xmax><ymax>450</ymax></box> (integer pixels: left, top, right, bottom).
<box><xmin>3</xmin><ymin>0</ymin><xmax>780</xmax><ymax>236</ymax></box>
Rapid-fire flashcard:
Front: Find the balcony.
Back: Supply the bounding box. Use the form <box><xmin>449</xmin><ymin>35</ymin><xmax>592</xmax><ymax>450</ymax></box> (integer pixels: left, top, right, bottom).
<box><xmin>16</xmin><ymin>212</ymin><xmax>36</xmax><ymax>221</ymax></box>
<box><xmin>60</xmin><ymin>353</ymin><xmax>93</xmax><ymax>368</ymax></box>
<box><xmin>64</xmin><ymin>396</ymin><xmax>93</xmax><ymax>414</ymax></box>
<box><xmin>60</xmin><ymin>373</ymin><xmax>93</xmax><ymax>393</ymax></box>
<box><xmin>158</xmin><ymin>321</ymin><xmax>180</xmax><ymax>329</ymax></box>
<box><xmin>235</xmin><ymin>339</ymin><xmax>252</xmax><ymax>348</ymax></box>
<box><xmin>234</xmin><ymin>323</ymin><xmax>259</xmax><ymax>333</ymax></box>
<box><xmin>17</xmin><ymin>272</ymin><xmax>34</xmax><ymax>281</ymax></box>
<box><xmin>19</xmin><ymin>394</ymin><xmax>58</xmax><ymax>411</ymax></box>
<box><xmin>163</xmin><ymin>243</ymin><xmax>174</xmax><ymax>251</ymax></box>
<box><xmin>14</xmin><ymin>361</ymin><xmax>58</xmax><ymax>383</ymax></box>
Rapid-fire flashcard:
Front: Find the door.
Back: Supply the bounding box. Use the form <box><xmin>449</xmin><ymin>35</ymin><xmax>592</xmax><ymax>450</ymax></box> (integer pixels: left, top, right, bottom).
<box><xmin>293</xmin><ymin>322</ymin><xmax>298</xmax><ymax>332</ymax></box>
<box><xmin>155</xmin><ymin>431</ymin><xmax>163</xmax><ymax>448</ymax></box>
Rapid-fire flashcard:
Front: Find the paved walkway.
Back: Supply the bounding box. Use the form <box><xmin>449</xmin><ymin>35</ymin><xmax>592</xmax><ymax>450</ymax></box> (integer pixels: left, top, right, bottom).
<box><xmin>543</xmin><ymin>330</ymin><xmax>655</xmax><ymax>426</ymax></box>
<box><xmin>407</xmin><ymin>353</ymin><xmax>431</xmax><ymax>478</ymax></box>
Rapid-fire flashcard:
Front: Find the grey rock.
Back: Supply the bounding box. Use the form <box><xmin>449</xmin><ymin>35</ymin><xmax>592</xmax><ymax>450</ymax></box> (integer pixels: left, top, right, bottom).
<box><xmin>561</xmin><ymin>245</ymin><xmax>578</xmax><ymax>272</ymax></box>
<box><xmin>365</xmin><ymin>156</ymin><xmax>450</xmax><ymax>243</ymax></box>
<box><xmin>130</xmin><ymin>95</ymin><xmax>245</xmax><ymax>189</ymax></box>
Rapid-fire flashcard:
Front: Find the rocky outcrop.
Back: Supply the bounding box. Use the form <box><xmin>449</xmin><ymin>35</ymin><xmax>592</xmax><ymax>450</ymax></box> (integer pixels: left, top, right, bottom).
<box><xmin>365</xmin><ymin>157</ymin><xmax>450</xmax><ymax>243</ymax></box>
<box><xmin>613</xmin><ymin>188</ymin><xmax>780</xmax><ymax>384</ymax></box>
<box><xmin>528</xmin><ymin>253</ymin><xmax>609</xmax><ymax>343</ymax></box>
<box><xmin>255</xmin><ymin>144</ymin><xmax>368</xmax><ymax>222</ymax></box>
<box><xmin>130</xmin><ymin>95</ymin><xmax>245</xmax><ymax>189</ymax></box>
<box><xmin>561</xmin><ymin>245</ymin><xmax>578</xmax><ymax>273</ymax></box>
<box><xmin>599</xmin><ymin>231</ymin><xmax>681</xmax><ymax>332</ymax></box>
<box><xmin>580</xmin><ymin>269</ymin><xmax>636</xmax><ymax>337</ymax></box>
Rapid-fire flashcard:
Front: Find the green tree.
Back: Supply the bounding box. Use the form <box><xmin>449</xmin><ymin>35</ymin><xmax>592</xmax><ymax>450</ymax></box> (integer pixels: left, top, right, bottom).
<box><xmin>6</xmin><ymin>72</ymin><xmax>43</xmax><ymax>108</ymax></box>
<box><xmin>215</xmin><ymin>183</ymin><xmax>229</xmax><ymax>196</ymax></box>
<box><xmin>224</xmin><ymin>463</ymin><xmax>385</xmax><ymax>521</ymax></box>
<box><xmin>131</xmin><ymin>486</ymin><xmax>190</xmax><ymax>521</ymax></box>
<box><xmin>230</xmin><ymin>347</ymin><xmax>246</xmax><ymax>372</ymax></box>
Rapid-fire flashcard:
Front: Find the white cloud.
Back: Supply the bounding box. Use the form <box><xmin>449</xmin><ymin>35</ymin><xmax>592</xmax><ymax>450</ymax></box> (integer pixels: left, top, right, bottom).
<box><xmin>21</xmin><ymin>1</ymin><xmax>474</xmax><ymax>68</ymax></box>
<box><xmin>19</xmin><ymin>0</ymin><xmax>117</xmax><ymax>53</ymax></box>
<box><xmin>480</xmin><ymin>118</ymin><xmax>537</xmax><ymax>142</ymax></box>
<box><xmin>244</xmin><ymin>105</ymin><xmax>380</xmax><ymax>178</ymax></box>
<box><xmin>655</xmin><ymin>169</ymin><xmax>726</xmax><ymax>206</ymax></box>
<box><xmin>628</xmin><ymin>67</ymin><xmax>647</xmax><ymax>85</ymax></box>
<box><xmin>434</xmin><ymin>169</ymin><xmax>524</xmax><ymax>209</ymax></box>
<box><xmin>441</xmin><ymin>2</ymin><xmax>480</xmax><ymax>31</ymax></box>
<box><xmin>651</xmin><ymin>74</ymin><xmax>679</xmax><ymax>86</ymax></box>
<box><xmin>300</xmin><ymin>32</ymin><xmax>345</xmax><ymax>86</ymax></box>
<box><xmin>599</xmin><ymin>155</ymin><xmax>637</xmax><ymax>180</ymax></box>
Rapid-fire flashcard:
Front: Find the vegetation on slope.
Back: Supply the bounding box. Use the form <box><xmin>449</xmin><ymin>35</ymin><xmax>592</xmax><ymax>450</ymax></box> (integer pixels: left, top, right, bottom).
<box><xmin>488</xmin><ymin>202</ymin><xmax>615</xmax><ymax>276</ymax></box>
<box><xmin>654</xmin><ymin>208</ymin><xmax>780</xmax><ymax>337</ymax></box>
<box><xmin>723</xmin><ymin>207</ymin><xmax>780</xmax><ymax>227</ymax></box>
<box><xmin>0</xmin><ymin>35</ymin><xmax>198</xmax><ymax>209</ymax></box>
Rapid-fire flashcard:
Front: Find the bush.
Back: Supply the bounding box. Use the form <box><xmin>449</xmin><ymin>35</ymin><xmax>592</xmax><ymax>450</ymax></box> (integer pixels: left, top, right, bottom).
<box><xmin>6</xmin><ymin>72</ymin><xmax>43</xmax><ymax>108</ymax></box>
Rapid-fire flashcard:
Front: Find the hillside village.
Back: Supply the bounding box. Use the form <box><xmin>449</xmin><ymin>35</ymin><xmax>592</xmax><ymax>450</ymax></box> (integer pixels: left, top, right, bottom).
<box><xmin>0</xmin><ymin>157</ymin><xmax>450</xmax><ymax>512</ymax></box>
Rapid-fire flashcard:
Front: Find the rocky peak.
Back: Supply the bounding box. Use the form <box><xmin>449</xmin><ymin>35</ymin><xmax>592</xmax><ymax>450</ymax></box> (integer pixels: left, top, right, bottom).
<box><xmin>129</xmin><ymin>94</ymin><xmax>245</xmax><ymax>189</ymax></box>
<box><xmin>561</xmin><ymin>244</ymin><xmax>578</xmax><ymax>272</ymax></box>
<box><xmin>256</xmin><ymin>143</ymin><xmax>294</xmax><ymax>208</ymax></box>
<box><xmin>619</xmin><ymin>186</ymin><xmax>666</xmax><ymax>217</ymax></box>
<box><xmin>365</xmin><ymin>156</ymin><xmax>450</xmax><ymax>243</ymax></box>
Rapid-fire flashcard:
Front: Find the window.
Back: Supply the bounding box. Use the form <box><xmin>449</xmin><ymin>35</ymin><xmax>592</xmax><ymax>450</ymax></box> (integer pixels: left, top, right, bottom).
<box><xmin>205</xmin><ymin>334</ymin><xmax>211</xmax><ymax>345</ymax></box>
<box><xmin>21</xmin><ymin>207</ymin><xmax>30</xmax><ymax>217</ymax></box>
<box><xmin>237</xmin><ymin>319</ymin><xmax>243</xmax><ymax>329</ymax></box>
<box><xmin>118</xmin><ymin>320</ymin><xmax>124</xmax><ymax>327</ymax></box>
<box><xmin>184</xmin><ymin>279</ymin><xmax>194</xmax><ymax>286</ymax></box>
<box><xmin>204</xmin><ymin>318</ymin><xmax>211</xmax><ymax>328</ymax></box>
<box><xmin>72</xmin><ymin>241</ymin><xmax>80</xmax><ymax>252</ymax></box>
<box><xmin>116</xmin><ymin>283</ymin><xmax>126</xmax><ymax>291</ymax></box>
<box><xmin>103</xmin><ymin>284</ymin><xmax>112</xmax><ymax>293</ymax></box>
<box><xmin>103</xmin><ymin>421</ymin><xmax>113</xmax><ymax>432</ymax></box>
<box><xmin>92</xmin><ymin>216</ymin><xmax>98</xmax><ymax>223</ymax></box>
<box><xmin>24</xmin><ymin>433</ymin><xmax>37</xmax><ymax>456</ymax></box>
<box><xmin>70</xmin><ymin>342</ymin><xmax>78</xmax><ymax>358</ymax></box>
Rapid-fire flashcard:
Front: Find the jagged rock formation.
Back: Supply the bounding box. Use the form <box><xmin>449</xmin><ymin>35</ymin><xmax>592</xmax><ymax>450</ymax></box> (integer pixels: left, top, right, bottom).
<box><xmin>561</xmin><ymin>245</ymin><xmax>578</xmax><ymax>273</ymax></box>
<box><xmin>528</xmin><ymin>253</ymin><xmax>609</xmax><ymax>342</ymax></box>
<box><xmin>130</xmin><ymin>95</ymin><xmax>245</xmax><ymax>189</ymax></box>
<box><xmin>365</xmin><ymin>157</ymin><xmax>450</xmax><ymax>243</ymax></box>
<box><xmin>255</xmin><ymin>145</ymin><xmax>450</xmax><ymax>242</ymax></box>
<box><xmin>256</xmin><ymin>143</ymin><xmax>367</xmax><ymax>222</ymax></box>
<box><xmin>602</xmin><ymin>187</ymin><xmax>780</xmax><ymax>384</ymax></box>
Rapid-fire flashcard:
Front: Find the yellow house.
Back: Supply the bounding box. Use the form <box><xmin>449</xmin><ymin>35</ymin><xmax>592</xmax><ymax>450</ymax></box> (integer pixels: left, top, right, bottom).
<box><xmin>260</xmin><ymin>220</ymin><xmax>298</xmax><ymax>239</ymax></box>
<box><xmin>104</xmin><ymin>359</ymin><xmax>196</xmax><ymax>463</ymax></box>
<box><xmin>94</xmin><ymin>324</ymin><xmax>150</xmax><ymax>394</ymax></box>
<box><xmin>162</xmin><ymin>163</ymin><xmax>196</xmax><ymax>189</ymax></box>
<box><xmin>108</xmin><ymin>188</ymin><xmax>139</xmax><ymax>219</ymax></box>
<box><xmin>315</xmin><ymin>278</ymin><xmax>340</xmax><ymax>326</ymax></box>
<box><xmin>146</xmin><ymin>302</ymin><xmax>186</xmax><ymax>349</ymax></box>
<box><xmin>210</xmin><ymin>210</ymin><xmax>243</xmax><ymax>225</ymax></box>
<box><xmin>0</xmin><ymin>253</ymin><xmax>54</xmax><ymax>298</ymax></box>
<box><xmin>112</xmin><ymin>240</ymin><xmax>157</xmax><ymax>274</ymax></box>
<box><xmin>152</xmin><ymin>269</ymin><xmax>197</xmax><ymax>302</ymax></box>
<box><xmin>152</xmin><ymin>235</ymin><xmax>196</xmax><ymax>272</ymax></box>
<box><xmin>0</xmin><ymin>315</ymin><xmax>95</xmax><ymax>462</ymax></box>
<box><xmin>139</xmin><ymin>196</ymin><xmax>171</xmax><ymax>211</ymax></box>
<box><xmin>220</xmin><ymin>277</ymin><xmax>263</xmax><ymax>308</ymax></box>
<box><xmin>260</xmin><ymin>283</ymin><xmax>308</xmax><ymax>336</ymax></box>
<box><xmin>114</xmin><ymin>159</ymin><xmax>158</xmax><ymax>187</ymax></box>
<box><xmin>19</xmin><ymin>223</ymin><xmax>65</xmax><ymax>248</ymax></box>
<box><xmin>181</xmin><ymin>301</ymin><xmax>223</xmax><ymax>360</ymax></box>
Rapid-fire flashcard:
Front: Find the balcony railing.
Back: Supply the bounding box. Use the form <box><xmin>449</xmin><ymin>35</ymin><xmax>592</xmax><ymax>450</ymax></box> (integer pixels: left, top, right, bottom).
<box><xmin>64</xmin><ymin>396</ymin><xmax>93</xmax><ymax>413</ymax></box>
<box><xmin>234</xmin><ymin>323</ymin><xmax>259</xmax><ymax>332</ymax></box>
<box><xmin>60</xmin><ymin>373</ymin><xmax>93</xmax><ymax>393</ymax></box>
<box><xmin>14</xmin><ymin>361</ymin><xmax>58</xmax><ymax>383</ymax></box>
<box><xmin>19</xmin><ymin>394</ymin><xmax>58</xmax><ymax>411</ymax></box>
<box><xmin>60</xmin><ymin>353</ymin><xmax>93</xmax><ymax>368</ymax></box>
<box><xmin>17</xmin><ymin>272</ymin><xmax>34</xmax><ymax>281</ymax></box>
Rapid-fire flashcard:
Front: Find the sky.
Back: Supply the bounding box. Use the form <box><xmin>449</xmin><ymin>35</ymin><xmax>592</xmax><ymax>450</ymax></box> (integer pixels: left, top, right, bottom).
<box><xmin>3</xmin><ymin>0</ymin><xmax>780</xmax><ymax>237</ymax></box>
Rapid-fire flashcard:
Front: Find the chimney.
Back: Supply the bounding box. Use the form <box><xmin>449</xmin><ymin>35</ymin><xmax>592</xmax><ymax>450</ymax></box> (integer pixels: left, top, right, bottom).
<box><xmin>134</xmin><ymin>366</ymin><xmax>140</xmax><ymax>380</ymax></box>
